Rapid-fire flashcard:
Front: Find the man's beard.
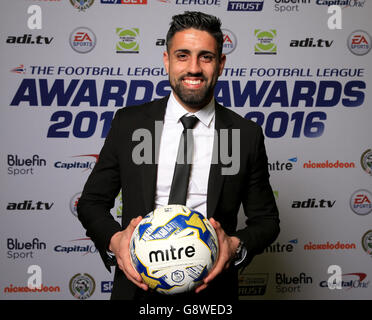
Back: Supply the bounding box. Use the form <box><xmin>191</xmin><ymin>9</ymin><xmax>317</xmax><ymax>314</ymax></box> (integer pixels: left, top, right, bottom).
<box><xmin>170</xmin><ymin>74</ymin><xmax>214</xmax><ymax>108</ymax></box>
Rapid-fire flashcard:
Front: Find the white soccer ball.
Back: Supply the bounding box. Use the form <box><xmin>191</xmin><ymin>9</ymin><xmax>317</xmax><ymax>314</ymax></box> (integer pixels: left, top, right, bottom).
<box><xmin>129</xmin><ymin>204</ymin><xmax>219</xmax><ymax>295</ymax></box>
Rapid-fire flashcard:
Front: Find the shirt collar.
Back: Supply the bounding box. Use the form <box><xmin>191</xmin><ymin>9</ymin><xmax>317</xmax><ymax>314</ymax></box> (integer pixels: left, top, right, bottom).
<box><xmin>167</xmin><ymin>92</ymin><xmax>215</xmax><ymax>128</ymax></box>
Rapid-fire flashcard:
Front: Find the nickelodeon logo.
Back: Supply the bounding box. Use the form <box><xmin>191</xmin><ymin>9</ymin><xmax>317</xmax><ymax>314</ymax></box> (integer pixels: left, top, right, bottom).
<box><xmin>304</xmin><ymin>241</ymin><xmax>357</xmax><ymax>251</ymax></box>
<box><xmin>303</xmin><ymin>160</ymin><xmax>356</xmax><ymax>169</ymax></box>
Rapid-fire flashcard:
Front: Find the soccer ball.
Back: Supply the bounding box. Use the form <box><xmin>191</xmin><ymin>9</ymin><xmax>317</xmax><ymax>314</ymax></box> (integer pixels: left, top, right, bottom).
<box><xmin>129</xmin><ymin>204</ymin><xmax>219</xmax><ymax>295</ymax></box>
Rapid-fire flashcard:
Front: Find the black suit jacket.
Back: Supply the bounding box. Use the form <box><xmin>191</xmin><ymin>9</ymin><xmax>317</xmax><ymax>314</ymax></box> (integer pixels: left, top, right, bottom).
<box><xmin>77</xmin><ymin>95</ymin><xmax>279</xmax><ymax>301</ymax></box>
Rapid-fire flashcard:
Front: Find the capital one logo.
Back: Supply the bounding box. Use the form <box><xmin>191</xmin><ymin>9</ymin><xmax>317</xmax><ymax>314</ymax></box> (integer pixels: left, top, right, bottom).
<box><xmin>325</xmin><ymin>265</ymin><xmax>369</xmax><ymax>290</ymax></box>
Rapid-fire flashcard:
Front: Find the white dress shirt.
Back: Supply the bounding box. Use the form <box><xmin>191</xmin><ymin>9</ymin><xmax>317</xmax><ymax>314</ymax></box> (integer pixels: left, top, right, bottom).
<box><xmin>154</xmin><ymin>92</ymin><xmax>215</xmax><ymax>217</ymax></box>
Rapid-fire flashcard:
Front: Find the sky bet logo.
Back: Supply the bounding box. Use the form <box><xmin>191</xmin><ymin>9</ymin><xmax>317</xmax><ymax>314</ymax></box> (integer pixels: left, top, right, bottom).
<box><xmin>101</xmin><ymin>281</ymin><xmax>113</xmax><ymax>293</ymax></box>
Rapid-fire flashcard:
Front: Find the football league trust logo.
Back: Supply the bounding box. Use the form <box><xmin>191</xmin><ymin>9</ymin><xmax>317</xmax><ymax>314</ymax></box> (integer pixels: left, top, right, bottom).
<box><xmin>254</xmin><ymin>29</ymin><xmax>277</xmax><ymax>55</ymax></box>
<box><xmin>116</xmin><ymin>28</ymin><xmax>139</xmax><ymax>53</ymax></box>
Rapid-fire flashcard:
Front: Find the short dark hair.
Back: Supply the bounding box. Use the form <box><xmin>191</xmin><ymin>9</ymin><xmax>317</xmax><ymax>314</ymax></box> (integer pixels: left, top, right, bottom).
<box><xmin>166</xmin><ymin>11</ymin><xmax>223</xmax><ymax>58</ymax></box>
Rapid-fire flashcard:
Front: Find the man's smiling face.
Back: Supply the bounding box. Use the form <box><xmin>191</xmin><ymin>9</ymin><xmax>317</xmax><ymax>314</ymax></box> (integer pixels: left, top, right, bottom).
<box><xmin>163</xmin><ymin>28</ymin><xmax>226</xmax><ymax>112</ymax></box>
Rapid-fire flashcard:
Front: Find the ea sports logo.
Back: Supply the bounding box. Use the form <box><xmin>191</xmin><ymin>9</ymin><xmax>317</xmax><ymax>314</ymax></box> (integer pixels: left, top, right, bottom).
<box><xmin>69</xmin><ymin>27</ymin><xmax>96</xmax><ymax>54</ymax></box>
<box><xmin>222</xmin><ymin>29</ymin><xmax>237</xmax><ymax>55</ymax></box>
<box><xmin>70</xmin><ymin>192</ymin><xmax>82</xmax><ymax>217</ymax></box>
<box><xmin>350</xmin><ymin>190</ymin><xmax>372</xmax><ymax>216</ymax></box>
<box><xmin>347</xmin><ymin>30</ymin><xmax>371</xmax><ymax>56</ymax></box>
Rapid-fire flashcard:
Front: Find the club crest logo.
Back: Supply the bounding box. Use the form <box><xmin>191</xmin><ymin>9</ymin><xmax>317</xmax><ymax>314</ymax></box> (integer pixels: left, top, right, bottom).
<box><xmin>69</xmin><ymin>273</ymin><xmax>95</xmax><ymax>299</ymax></box>
<box><xmin>70</xmin><ymin>0</ymin><xmax>94</xmax><ymax>12</ymax></box>
<box><xmin>361</xmin><ymin>149</ymin><xmax>372</xmax><ymax>176</ymax></box>
<box><xmin>361</xmin><ymin>230</ymin><xmax>372</xmax><ymax>257</ymax></box>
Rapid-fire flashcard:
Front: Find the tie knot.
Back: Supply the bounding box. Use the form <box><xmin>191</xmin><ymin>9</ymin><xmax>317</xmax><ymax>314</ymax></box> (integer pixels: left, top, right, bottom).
<box><xmin>180</xmin><ymin>115</ymin><xmax>199</xmax><ymax>130</ymax></box>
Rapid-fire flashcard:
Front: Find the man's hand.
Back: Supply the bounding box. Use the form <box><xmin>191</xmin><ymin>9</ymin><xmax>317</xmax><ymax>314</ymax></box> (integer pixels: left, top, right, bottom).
<box><xmin>109</xmin><ymin>216</ymin><xmax>148</xmax><ymax>291</ymax></box>
<box><xmin>195</xmin><ymin>218</ymin><xmax>240</xmax><ymax>294</ymax></box>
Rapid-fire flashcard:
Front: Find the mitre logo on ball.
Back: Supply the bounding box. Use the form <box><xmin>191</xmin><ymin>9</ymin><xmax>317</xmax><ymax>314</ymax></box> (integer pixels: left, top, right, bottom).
<box><xmin>129</xmin><ymin>205</ymin><xmax>219</xmax><ymax>295</ymax></box>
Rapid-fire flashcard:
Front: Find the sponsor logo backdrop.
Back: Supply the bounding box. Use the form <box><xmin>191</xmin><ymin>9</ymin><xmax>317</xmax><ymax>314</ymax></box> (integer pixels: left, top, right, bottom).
<box><xmin>0</xmin><ymin>0</ymin><xmax>371</xmax><ymax>300</ymax></box>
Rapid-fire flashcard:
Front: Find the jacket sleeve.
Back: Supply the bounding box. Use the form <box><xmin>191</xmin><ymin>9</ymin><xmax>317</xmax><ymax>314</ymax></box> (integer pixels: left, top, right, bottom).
<box><xmin>77</xmin><ymin>111</ymin><xmax>123</xmax><ymax>271</ymax></box>
<box><xmin>233</xmin><ymin>125</ymin><xmax>280</xmax><ymax>267</ymax></box>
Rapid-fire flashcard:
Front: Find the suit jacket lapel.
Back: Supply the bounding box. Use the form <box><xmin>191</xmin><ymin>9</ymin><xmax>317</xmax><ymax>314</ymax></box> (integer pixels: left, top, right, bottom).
<box><xmin>140</xmin><ymin>97</ymin><xmax>168</xmax><ymax>215</ymax></box>
<box><xmin>207</xmin><ymin>102</ymin><xmax>233</xmax><ymax>219</ymax></box>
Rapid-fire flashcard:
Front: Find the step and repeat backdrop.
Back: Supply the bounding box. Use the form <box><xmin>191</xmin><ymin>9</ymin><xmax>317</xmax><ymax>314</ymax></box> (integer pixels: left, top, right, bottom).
<box><xmin>0</xmin><ymin>0</ymin><xmax>371</xmax><ymax>300</ymax></box>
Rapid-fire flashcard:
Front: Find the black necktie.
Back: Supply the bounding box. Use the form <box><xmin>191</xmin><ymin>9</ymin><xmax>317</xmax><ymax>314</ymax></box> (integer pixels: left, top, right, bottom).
<box><xmin>168</xmin><ymin>115</ymin><xmax>199</xmax><ymax>205</ymax></box>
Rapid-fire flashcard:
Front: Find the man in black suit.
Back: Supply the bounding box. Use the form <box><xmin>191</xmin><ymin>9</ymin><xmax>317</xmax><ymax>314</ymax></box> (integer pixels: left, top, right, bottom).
<box><xmin>77</xmin><ymin>11</ymin><xmax>279</xmax><ymax>300</ymax></box>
